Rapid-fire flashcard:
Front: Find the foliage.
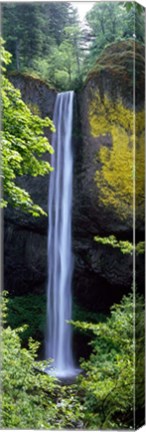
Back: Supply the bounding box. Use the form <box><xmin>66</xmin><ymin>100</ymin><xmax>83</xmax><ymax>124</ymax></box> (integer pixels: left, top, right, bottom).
<box><xmin>73</xmin><ymin>293</ymin><xmax>144</xmax><ymax>429</ymax></box>
<box><xmin>2</xmin><ymin>2</ymin><xmax>83</xmax><ymax>90</ymax></box>
<box><xmin>124</xmin><ymin>1</ymin><xmax>144</xmax><ymax>14</ymax></box>
<box><xmin>84</xmin><ymin>2</ymin><xmax>145</xmax><ymax>73</ymax></box>
<box><xmin>136</xmin><ymin>242</ymin><xmax>145</xmax><ymax>255</ymax></box>
<box><xmin>30</xmin><ymin>25</ymin><xmax>83</xmax><ymax>90</ymax></box>
<box><xmin>89</xmin><ymin>91</ymin><xmax>145</xmax><ymax>221</ymax></box>
<box><xmin>2</xmin><ymin>289</ymin><xmax>144</xmax><ymax>430</ymax></box>
<box><xmin>2</xmin><ymin>3</ymin><xmax>45</xmax><ymax>71</ymax></box>
<box><xmin>85</xmin><ymin>2</ymin><xmax>124</xmax><ymax>63</ymax></box>
<box><xmin>6</xmin><ymin>294</ymin><xmax>46</xmax><ymax>344</ymax></box>
<box><xmin>2</xmin><ymin>326</ymin><xmax>83</xmax><ymax>429</ymax></box>
<box><xmin>40</xmin><ymin>40</ymin><xmax>80</xmax><ymax>90</ymax></box>
<box><xmin>2</xmin><ymin>2</ymin><xmax>145</xmax><ymax>89</ymax></box>
<box><xmin>1</xmin><ymin>39</ymin><xmax>54</xmax><ymax>216</ymax></box>
<box><xmin>1</xmin><ymin>293</ymin><xmax>83</xmax><ymax>429</ymax></box>
<box><xmin>94</xmin><ymin>235</ymin><xmax>144</xmax><ymax>255</ymax></box>
<box><xmin>135</xmin><ymin>294</ymin><xmax>145</xmax><ymax>426</ymax></box>
<box><xmin>94</xmin><ymin>235</ymin><xmax>133</xmax><ymax>254</ymax></box>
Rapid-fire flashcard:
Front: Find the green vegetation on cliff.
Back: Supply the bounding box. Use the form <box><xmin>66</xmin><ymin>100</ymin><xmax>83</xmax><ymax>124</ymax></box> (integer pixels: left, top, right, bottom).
<box><xmin>1</xmin><ymin>39</ymin><xmax>54</xmax><ymax>216</ymax></box>
<box><xmin>94</xmin><ymin>235</ymin><xmax>144</xmax><ymax>255</ymax></box>
<box><xmin>88</xmin><ymin>40</ymin><xmax>145</xmax><ymax>223</ymax></box>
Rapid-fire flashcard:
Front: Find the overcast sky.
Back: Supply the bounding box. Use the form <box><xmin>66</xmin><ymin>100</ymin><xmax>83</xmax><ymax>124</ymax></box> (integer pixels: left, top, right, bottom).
<box><xmin>72</xmin><ymin>0</ymin><xmax>146</xmax><ymax>21</ymax></box>
<box><xmin>71</xmin><ymin>1</ymin><xmax>95</xmax><ymax>21</ymax></box>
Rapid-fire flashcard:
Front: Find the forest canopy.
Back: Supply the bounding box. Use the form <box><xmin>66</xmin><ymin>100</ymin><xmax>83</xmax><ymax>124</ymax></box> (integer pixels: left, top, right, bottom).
<box><xmin>2</xmin><ymin>1</ymin><xmax>145</xmax><ymax>89</ymax></box>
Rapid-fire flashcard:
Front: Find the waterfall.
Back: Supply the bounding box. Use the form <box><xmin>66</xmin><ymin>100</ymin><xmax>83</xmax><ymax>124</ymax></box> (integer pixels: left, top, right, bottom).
<box><xmin>45</xmin><ymin>91</ymin><xmax>78</xmax><ymax>378</ymax></box>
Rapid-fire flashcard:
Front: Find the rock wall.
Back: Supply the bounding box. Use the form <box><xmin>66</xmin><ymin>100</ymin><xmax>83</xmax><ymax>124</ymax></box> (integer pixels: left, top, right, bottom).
<box><xmin>4</xmin><ymin>41</ymin><xmax>145</xmax><ymax>313</ymax></box>
<box><xmin>4</xmin><ymin>74</ymin><xmax>56</xmax><ymax>295</ymax></box>
<box><xmin>72</xmin><ymin>40</ymin><xmax>145</xmax><ymax>311</ymax></box>
<box><xmin>73</xmin><ymin>40</ymin><xmax>144</xmax><ymax>236</ymax></box>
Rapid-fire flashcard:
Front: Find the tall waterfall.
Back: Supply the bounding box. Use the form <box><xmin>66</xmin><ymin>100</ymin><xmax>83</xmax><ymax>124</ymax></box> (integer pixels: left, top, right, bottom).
<box><xmin>45</xmin><ymin>91</ymin><xmax>77</xmax><ymax>378</ymax></box>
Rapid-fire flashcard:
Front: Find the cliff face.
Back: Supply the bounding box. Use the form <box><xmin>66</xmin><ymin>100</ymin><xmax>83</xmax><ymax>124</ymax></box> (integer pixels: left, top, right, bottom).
<box><xmin>4</xmin><ymin>74</ymin><xmax>57</xmax><ymax>295</ymax></box>
<box><xmin>9</xmin><ymin>73</ymin><xmax>56</xmax><ymax>120</ymax></box>
<box><xmin>4</xmin><ymin>41</ymin><xmax>145</xmax><ymax>312</ymax></box>
<box><xmin>73</xmin><ymin>40</ymin><xmax>144</xmax><ymax>311</ymax></box>
<box><xmin>73</xmin><ymin>40</ymin><xmax>144</xmax><ymax>236</ymax></box>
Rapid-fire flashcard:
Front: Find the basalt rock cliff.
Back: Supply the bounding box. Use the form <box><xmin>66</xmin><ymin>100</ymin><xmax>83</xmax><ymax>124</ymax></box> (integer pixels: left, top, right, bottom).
<box><xmin>4</xmin><ymin>41</ymin><xmax>145</xmax><ymax>313</ymax></box>
<box><xmin>4</xmin><ymin>74</ymin><xmax>56</xmax><ymax>296</ymax></box>
<box><xmin>72</xmin><ymin>40</ymin><xmax>145</xmax><ymax>311</ymax></box>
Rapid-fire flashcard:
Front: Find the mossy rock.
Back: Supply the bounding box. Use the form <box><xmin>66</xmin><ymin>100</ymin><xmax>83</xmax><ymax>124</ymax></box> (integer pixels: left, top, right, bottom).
<box><xmin>9</xmin><ymin>72</ymin><xmax>57</xmax><ymax>120</ymax></box>
<box><xmin>77</xmin><ymin>39</ymin><xmax>145</xmax><ymax>236</ymax></box>
<box><xmin>86</xmin><ymin>40</ymin><xmax>144</xmax><ymax>106</ymax></box>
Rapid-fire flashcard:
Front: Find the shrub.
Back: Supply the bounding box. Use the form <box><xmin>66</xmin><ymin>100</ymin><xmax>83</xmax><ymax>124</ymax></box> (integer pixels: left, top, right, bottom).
<box><xmin>73</xmin><ymin>293</ymin><xmax>144</xmax><ymax>429</ymax></box>
<box><xmin>1</xmin><ymin>294</ymin><xmax>83</xmax><ymax>429</ymax></box>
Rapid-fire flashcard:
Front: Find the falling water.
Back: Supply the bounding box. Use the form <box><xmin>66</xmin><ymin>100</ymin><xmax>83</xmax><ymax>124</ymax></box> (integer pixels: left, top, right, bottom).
<box><xmin>45</xmin><ymin>91</ymin><xmax>78</xmax><ymax>379</ymax></box>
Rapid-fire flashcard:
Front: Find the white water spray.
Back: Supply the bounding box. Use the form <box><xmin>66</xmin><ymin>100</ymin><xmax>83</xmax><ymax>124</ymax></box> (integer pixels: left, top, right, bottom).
<box><xmin>45</xmin><ymin>92</ymin><xmax>78</xmax><ymax>379</ymax></box>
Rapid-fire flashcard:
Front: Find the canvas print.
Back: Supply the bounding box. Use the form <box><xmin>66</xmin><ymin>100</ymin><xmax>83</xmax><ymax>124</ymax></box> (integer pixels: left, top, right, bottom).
<box><xmin>1</xmin><ymin>1</ymin><xmax>145</xmax><ymax>429</ymax></box>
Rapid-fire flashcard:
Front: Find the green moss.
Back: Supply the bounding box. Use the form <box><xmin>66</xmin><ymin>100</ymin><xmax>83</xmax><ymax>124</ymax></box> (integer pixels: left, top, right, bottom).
<box><xmin>89</xmin><ymin>91</ymin><xmax>145</xmax><ymax>221</ymax></box>
<box><xmin>86</xmin><ymin>39</ymin><xmax>144</xmax><ymax>91</ymax></box>
<box><xmin>8</xmin><ymin>71</ymin><xmax>56</xmax><ymax>92</ymax></box>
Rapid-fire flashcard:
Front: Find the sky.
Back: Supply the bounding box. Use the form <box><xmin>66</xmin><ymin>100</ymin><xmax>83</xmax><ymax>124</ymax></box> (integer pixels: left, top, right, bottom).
<box><xmin>71</xmin><ymin>1</ymin><xmax>95</xmax><ymax>21</ymax></box>
<box><xmin>72</xmin><ymin>0</ymin><xmax>146</xmax><ymax>20</ymax></box>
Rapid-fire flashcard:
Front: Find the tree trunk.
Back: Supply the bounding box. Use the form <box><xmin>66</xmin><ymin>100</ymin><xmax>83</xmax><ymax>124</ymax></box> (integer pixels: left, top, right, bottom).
<box><xmin>15</xmin><ymin>40</ymin><xmax>20</xmax><ymax>71</ymax></box>
<box><xmin>68</xmin><ymin>65</ymin><xmax>72</xmax><ymax>86</ymax></box>
<box><xmin>74</xmin><ymin>38</ymin><xmax>80</xmax><ymax>75</ymax></box>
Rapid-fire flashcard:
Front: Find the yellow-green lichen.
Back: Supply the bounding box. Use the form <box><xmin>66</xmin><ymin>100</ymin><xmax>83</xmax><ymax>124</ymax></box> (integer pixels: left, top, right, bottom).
<box><xmin>89</xmin><ymin>91</ymin><xmax>145</xmax><ymax>221</ymax></box>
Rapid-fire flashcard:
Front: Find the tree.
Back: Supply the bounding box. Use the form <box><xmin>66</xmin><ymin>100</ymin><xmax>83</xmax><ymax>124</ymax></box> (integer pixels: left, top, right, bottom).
<box><xmin>73</xmin><ymin>293</ymin><xmax>145</xmax><ymax>429</ymax></box>
<box><xmin>83</xmin><ymin>2</ymin><xmax>124</xmax><ymax>70</ymax></box>
<box><xmin>64</xmin><ymin>25</ymin><xmax>83</xmax><ymax>76</ymax></box>
<box><xmin>38</xmin><ymin>39</ymin><xmax>80</xmax><ymax>90</ymax></box>
<box><xmin>1</xmin><ymin>39</ymin><xmax>54</xmax><ymax>216</ymax></box>
<box><xmin>2</xmin><ymin>3</ymin><xmax>81</xmax><ymax>75</ymax></box>
<box><xmin>83</xmin><ymin>2</ymin><xmax>145</xmax><ymax>73</ymax></box>
<box><xmin>2</xmin><ymin>3</ymin><xmax>45</xmax><ymax>71</ymax></box>
<box><xmin>2</xmin><ymin>2</ymin><xmax>84</xmax><ymax>89</ymax></box>
<box><xmin>40</xmin><ymin>2</ymin><xmax>74</xmax><ymax>45</ymax></box>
